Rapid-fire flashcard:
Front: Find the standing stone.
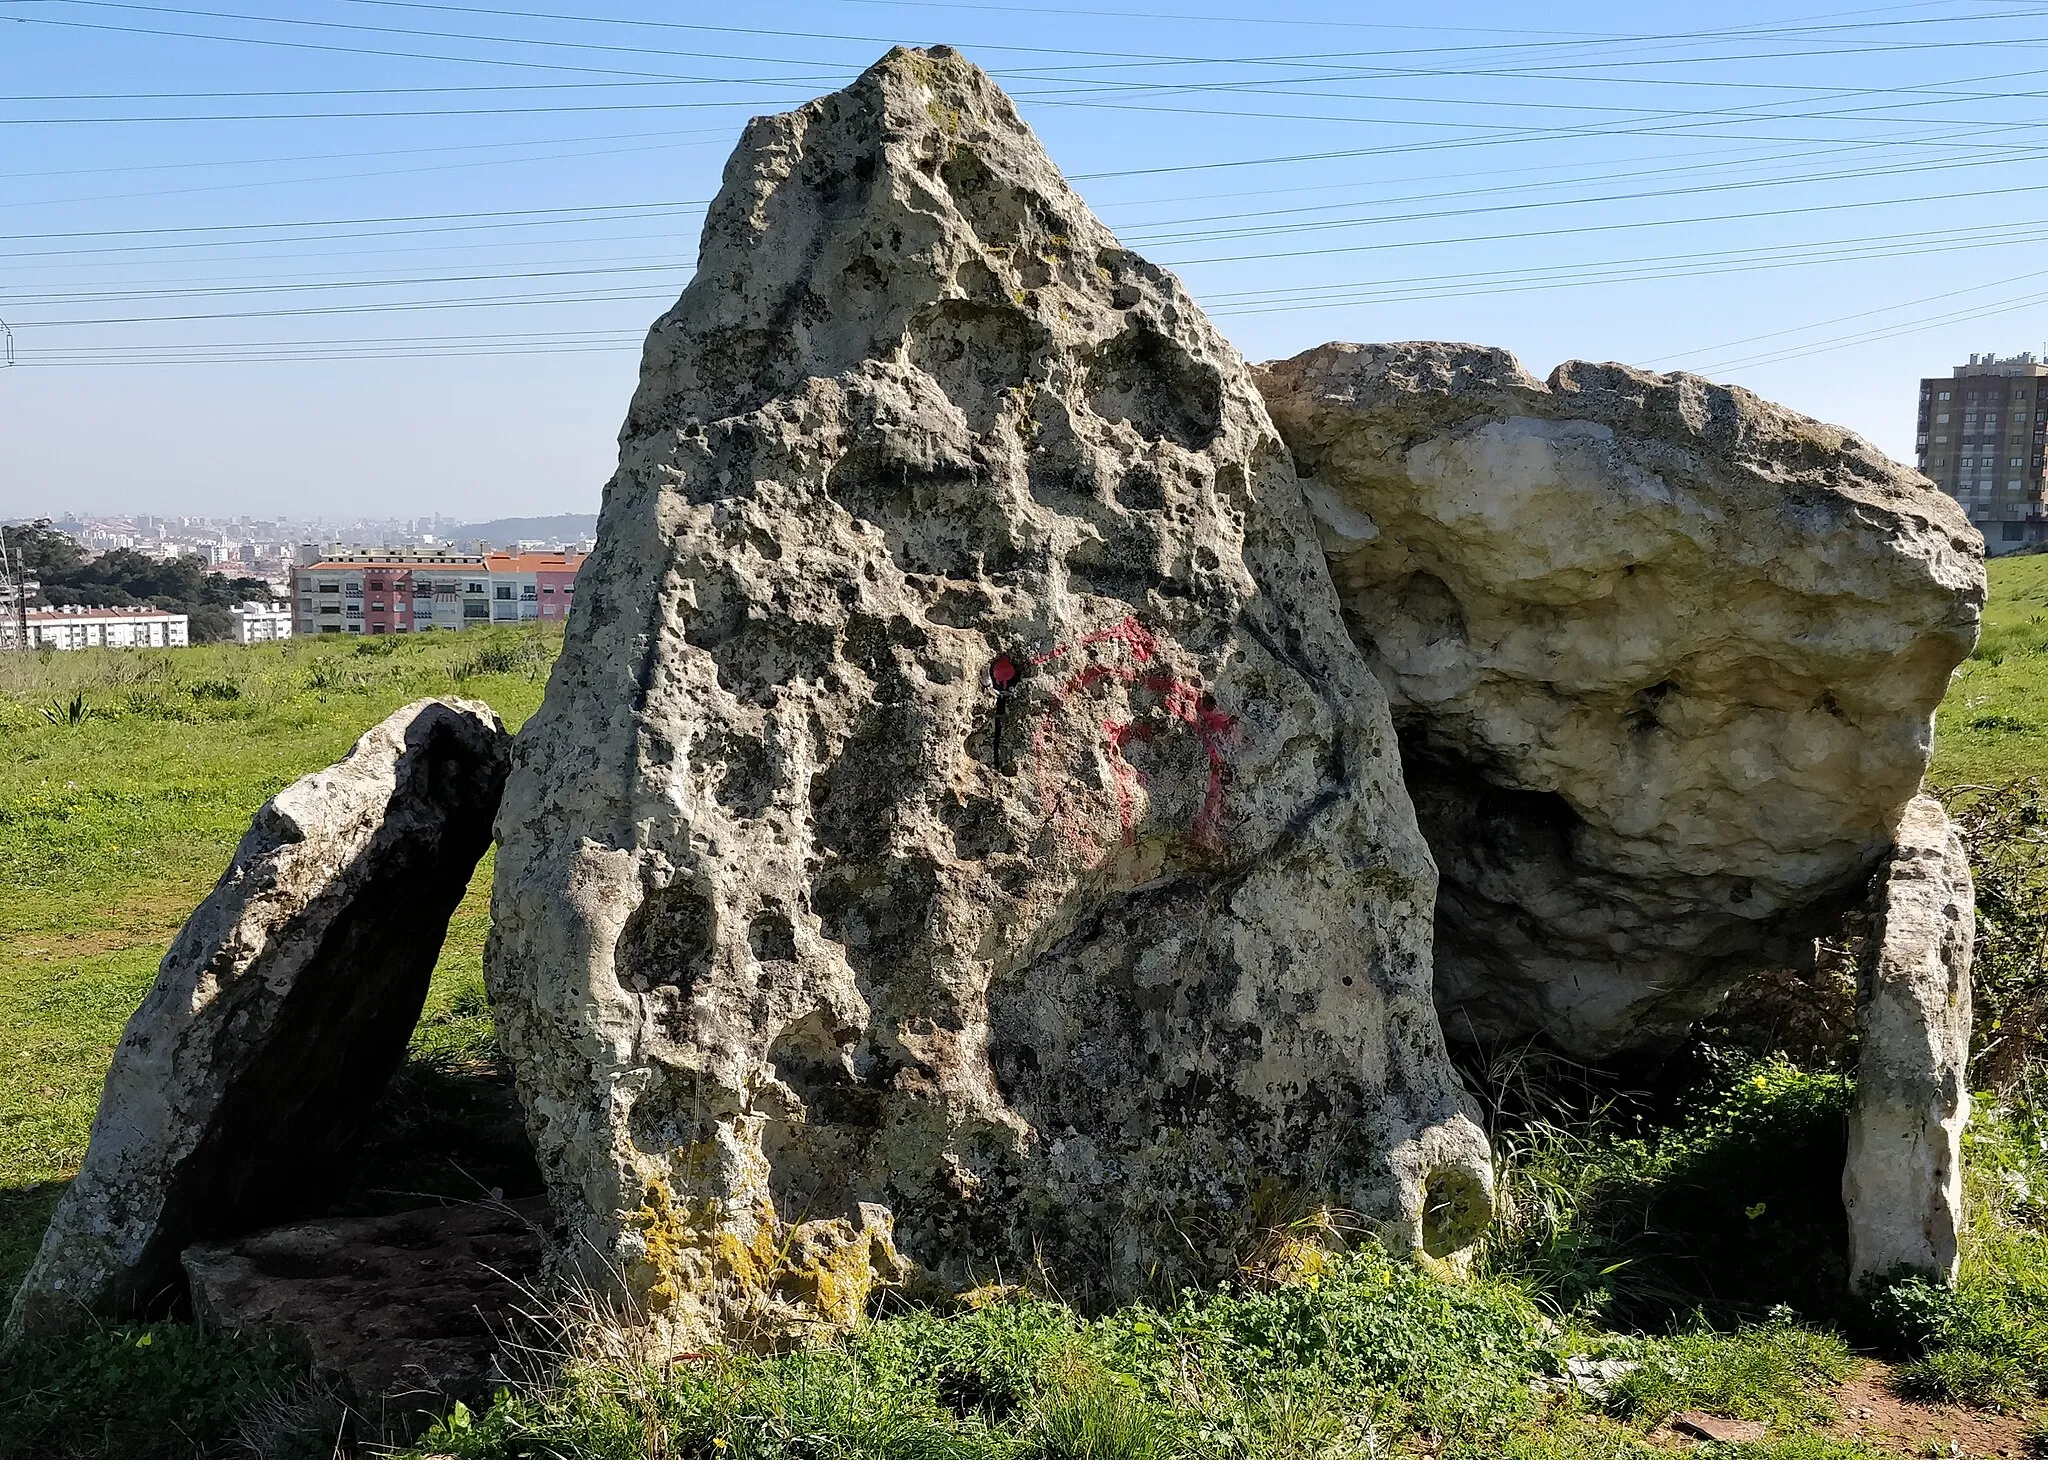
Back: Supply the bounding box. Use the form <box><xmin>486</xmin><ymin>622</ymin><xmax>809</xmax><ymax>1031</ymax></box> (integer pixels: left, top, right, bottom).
<box><xmin>1845</xmin><ymin>794</ymin><xmax>1973</xmax><ymax>1285</ymax></box>
<box><xmin>1259</xmin><ymin>342</ymin><xmax>1984</xmax><ymax>1057</ymax></box>
<box><xmin>6</xmin><ymin>699</ymin><xmax>511</xmax><ymax>1342</ymax></box>
<box><xmin>487</xmin><ymin>47</ymin><xmax>1491</xmax><ymax>1351</ymax></box>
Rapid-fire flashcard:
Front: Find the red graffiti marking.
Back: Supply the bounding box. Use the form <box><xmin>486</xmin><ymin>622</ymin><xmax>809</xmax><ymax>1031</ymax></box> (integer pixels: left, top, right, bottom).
<box><xmin>1023</xmin><ymin>614</ymin><xmax>1237</xmax><ymax>864</ymax></box>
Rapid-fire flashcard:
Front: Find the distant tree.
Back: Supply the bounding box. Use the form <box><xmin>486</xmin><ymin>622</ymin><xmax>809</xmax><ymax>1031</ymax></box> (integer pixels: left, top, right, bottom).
<box><xmin>3</xmin><ymin>519</ymin><xmax>85</xmax><ymax>579</ymax></box>
<box><xmin>4</xmin><ymin>519</ymin><xmax>279</xmax><ymax>643</ymax></box>
<box><xmin>186</xmin><ymin>605</ymin><xmax>235</xmax><ymax>644</ymax></box>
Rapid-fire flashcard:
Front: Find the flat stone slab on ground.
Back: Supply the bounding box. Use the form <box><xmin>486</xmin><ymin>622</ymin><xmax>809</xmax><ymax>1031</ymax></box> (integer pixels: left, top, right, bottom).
<box><xmin>182</xmin><ymin>1198</ymin><xmax>548</xmax><ymax>1404</ymax></box>
<box><xmin>1671</xmin><ymin>1412</ymin><xmax>1768</xmax><ymax>1444</ymax></box>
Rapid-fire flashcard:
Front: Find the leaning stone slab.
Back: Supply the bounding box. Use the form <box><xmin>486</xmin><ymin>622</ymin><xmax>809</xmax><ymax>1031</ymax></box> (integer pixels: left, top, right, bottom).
<box><xmin>487</xmin><ymin>47</ymin><xmax>1492</xmax><ymax>1352</ymax></box>
<box><xmin>5</xmin><ymin>698</ymin><xmax>511</xmax><ymax>1342</ymax></box>
<box><xmin>1845</xmin><ymin>793</ymin><xmax>1973</xmax><ymax>1285</ymax></box>
<box><xmin>1258</xmin><ymin>342</ymin><xmax>1984</xmax><ymax>1057</ymax></box>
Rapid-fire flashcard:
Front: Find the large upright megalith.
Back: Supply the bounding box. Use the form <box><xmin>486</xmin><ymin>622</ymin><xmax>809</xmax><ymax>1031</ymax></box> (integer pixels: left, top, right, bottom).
<box><xmin>7</xmin><ymin>698</ymin><xmax>511</xmax><ymax>1342</ymax></box>
<box><xmin>486</xmin><ymin>47</ymin><xmax>1492</xmax><ymax>1350</ymax></box>
<box><xmin>1259</xmin><ymin>342</ymin><xmax>1984</xmax><ymax>1057</ymax></box>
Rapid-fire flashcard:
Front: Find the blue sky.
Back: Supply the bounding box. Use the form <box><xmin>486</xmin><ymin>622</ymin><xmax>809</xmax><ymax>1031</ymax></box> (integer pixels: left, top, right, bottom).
<box><xmin>5</xmin><ymin>0</ymin><xmax>2048</xmax><ymax>518</ymax></box>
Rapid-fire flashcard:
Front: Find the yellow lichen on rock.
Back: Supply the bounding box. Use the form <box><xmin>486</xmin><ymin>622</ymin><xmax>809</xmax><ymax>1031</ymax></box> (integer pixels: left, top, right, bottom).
<box><xmin>623</xmin><ymin>1180</ymin><xmax>909</xmax><ymax>1348</ymax></box>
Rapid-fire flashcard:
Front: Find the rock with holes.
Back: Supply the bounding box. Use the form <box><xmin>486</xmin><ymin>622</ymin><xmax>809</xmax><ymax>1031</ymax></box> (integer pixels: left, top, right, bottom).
<box><xmin>1257</xmin><ymin>342</ymin><xmax>1984</xmax><ymax>1057</ymax></box>
<box><xmin>1845</xmin><ymin>794</ymin><xmax>1973</xmax><ymax>1285</ymax></box>
<box><xmin>485</xmin><ymin>47</ymin><xmax>1492</xmax><ymax>1351</ymax></box>
<box><xmin>5</xmin><ymin>699</ymin><xmax>510</xmax><ymax>1343</ymax></box>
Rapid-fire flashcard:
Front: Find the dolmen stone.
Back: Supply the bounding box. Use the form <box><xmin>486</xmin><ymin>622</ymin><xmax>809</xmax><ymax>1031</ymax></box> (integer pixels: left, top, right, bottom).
<box><xmin>486</xmin><ymin>47</ymin><xmax>1493</xmax><ymax>1351</ymax></box>
<box><xmin>5</xmin><ymin>698</ymin><xmax>511</xmax><ymax>1342</ymax></box>
<box><xmin>1258</xmin><ymin>342</ymin><xmax>1984</xmax><ymax>1058</ymax></box>
<box><xmin>1844</xmin><ymin>794</ymin><xmax>1973</xmax><ymax>1285</ymax></box>
<box><xmin>182</xmin><ymin>1198</ymin><xmax>548</xmax><ymax>1404</ymax></box>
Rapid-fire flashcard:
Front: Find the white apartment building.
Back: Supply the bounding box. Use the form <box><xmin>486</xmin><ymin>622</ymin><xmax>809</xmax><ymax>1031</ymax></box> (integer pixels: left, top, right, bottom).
<box><xmin>230</xmin><ymin>600</ymin><xmax>294</xmax><ymax>644</ymax></box>
<box><xmin>26</xmin><ymin>605</ymin><xmax>189</xmax><ymax>650</ymax></box>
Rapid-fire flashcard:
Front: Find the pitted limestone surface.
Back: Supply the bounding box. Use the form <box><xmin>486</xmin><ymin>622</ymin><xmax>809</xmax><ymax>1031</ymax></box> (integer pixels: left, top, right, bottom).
<box><xmin>486</xmin><ymin>48</ymin><xmax>1491</xmax><ymax>1351</ymax></box>
<box><xmin>1259</xmin><ymin>342</ymin><xmax>1984</xmax><ymax>1057</ymax></box>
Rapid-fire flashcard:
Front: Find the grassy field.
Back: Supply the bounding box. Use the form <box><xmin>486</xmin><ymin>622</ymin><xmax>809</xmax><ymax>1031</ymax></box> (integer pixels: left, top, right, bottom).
<box><xmin>1933</xmin><ymin>549</ymin><xmax>2048</xmax><ymax>785</ymax></box>
<box><xmin>5</xmin><ymin>564</ymin><xmax>2048</xmax><ymax>1458</ymax></box>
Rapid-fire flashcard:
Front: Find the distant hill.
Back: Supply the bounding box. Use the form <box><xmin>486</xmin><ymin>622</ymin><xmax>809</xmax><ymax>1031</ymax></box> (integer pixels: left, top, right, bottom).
<box><xmin>457</xmin><ymin>514</ymin><xmax>598</xmax><ymax>545</ymax></box>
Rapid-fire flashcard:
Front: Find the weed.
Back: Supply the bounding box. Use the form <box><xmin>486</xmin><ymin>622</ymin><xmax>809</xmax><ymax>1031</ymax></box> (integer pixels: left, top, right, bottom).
<box><xmin>449</xmin><ymin>634</ymin><xmax>549</xmax><ymax>681</ymax></box>
<box><xmin>122</xmin><ymin>688</ymin><xmax>193</xmax><ymax>722</ymax></box>
<box><xmin>304</xmin><ymin>657</ymin><xmax>372</xmax><ymax>693</ymax></box>
<box><xmin>39</xmin><ymin>690</ymin><xmax>95</xmax><ymax>727</ymax></box>
<box><xmin>187</xmin><ymin>677</ymin><xmax>242</xmax><ymax>702</ymax></box>
<box><xmin>1027</xmin><ymin>1371</ymin><xmax>1172</xmax><ymax>1460</ymax></box>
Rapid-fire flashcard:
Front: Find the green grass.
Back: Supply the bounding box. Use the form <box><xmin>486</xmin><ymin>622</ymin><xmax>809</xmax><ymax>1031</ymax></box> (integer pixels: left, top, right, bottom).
<box><xmin>399</xmin><ymin>1253</ymin><xmax>1880</xmax><ymax>1460</ymax></box>
<box><xmin>1935</xmin><ymin>551</ymin><xmax>2048</xmax><ymax>784</ymax></box>
<box><xmin>1480</xmin><ymin>1059</ymin><xmax>1853</xmax><ymax>1330</ymax></box>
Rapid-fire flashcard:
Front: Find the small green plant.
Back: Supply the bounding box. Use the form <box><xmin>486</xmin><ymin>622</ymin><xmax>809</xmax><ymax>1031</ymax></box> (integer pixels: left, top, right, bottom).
<box><xmin>120</xmin><ymin>688</ymin><xmax>191</xmax><ymax>722</ymax></box>
<box><xmin>303</xmin><ymin>657</ymin><xmax>371</xmax><ymax>693</ymax></box>
<box><xmin>187</xmin><ymin>676</ymin><xmax>241</xmax><ymax>702</ymax></box>
<box><xmin>38</xmin><ymin>690</ymin><xmax>94</xmax><ymax>727</ymax></box>
<box><xmin>1028</xmin><ymin>1373</ymin><xmax>1172</xmax><ymax>1460</ymax></box>
<box><xmin>450</xmin><ymin>635</ymin><xmax>547</xmax><ymax>680</ymax></box>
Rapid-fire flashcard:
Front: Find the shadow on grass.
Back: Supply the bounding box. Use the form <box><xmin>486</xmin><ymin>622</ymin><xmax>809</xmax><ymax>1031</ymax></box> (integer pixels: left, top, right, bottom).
<box><xmin>323</xmin><ymin>1046</ymin><xmax>545</xmax><ymax>1220</ymax></box>
<box><xmin>0</xmin><ymin>1180</ymin><xmax>68</xmax><ymax>1299</ymax></box>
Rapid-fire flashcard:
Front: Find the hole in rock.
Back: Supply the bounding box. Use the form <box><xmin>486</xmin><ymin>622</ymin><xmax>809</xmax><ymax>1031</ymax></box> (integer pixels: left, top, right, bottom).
<box><xmin>1082</xmin><ymin>324</ymin><xmax>1225</xmax><ymax>451</ymax></box>
<box><xmin>614</xmin><ymin>880</ymin><xmax>717</xmax><ymax>999</ymax></box>
<box><xmin>761</xmin><ymin>1013</ymin><xmax>881</xmax><ymax>1226</ymax></box>
<box><xmin>1419</xmin><ymin>1165</ymin><xmax>1492</xmax><ymax>1259</ymax></box>
<box><xmin>905</xmin><ymin>298</ymin><xmax>1049</xmax><ymax>434</ymax></box>
<box><xmin>749</xmin><ymin>907</ymin><xmax>798</xmax><ymax>964</ymax></box>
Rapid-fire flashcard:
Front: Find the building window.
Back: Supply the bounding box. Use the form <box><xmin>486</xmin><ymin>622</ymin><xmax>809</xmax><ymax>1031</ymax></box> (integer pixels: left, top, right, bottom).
<box><xmin>495</xmin><ymin>585</ymin><xmax>514</xmax><ymax>600</ymax></box>
<box><xmin>1939</xmin><ymin>391</ymin><xmax>1952</xmax><ymax>400</ymax></box>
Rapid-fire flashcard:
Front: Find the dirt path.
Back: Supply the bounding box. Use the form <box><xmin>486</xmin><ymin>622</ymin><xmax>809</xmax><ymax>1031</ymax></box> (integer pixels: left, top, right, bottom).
<box><xmin>1821</xmin><ymin>1365</ymin><xmax>2033</xmax><ymax>1457</ymax></box>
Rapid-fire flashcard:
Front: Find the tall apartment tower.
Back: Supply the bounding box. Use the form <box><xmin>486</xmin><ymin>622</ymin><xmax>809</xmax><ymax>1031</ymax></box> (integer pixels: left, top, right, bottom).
<box><xmin>1916</xmin><ymin>352</ymin><xmax>2048</xmax><ymax>554</ymax></box>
